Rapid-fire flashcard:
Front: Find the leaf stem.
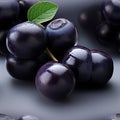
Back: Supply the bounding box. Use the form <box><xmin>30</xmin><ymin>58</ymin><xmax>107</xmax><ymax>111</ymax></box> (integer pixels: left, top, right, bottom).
<box><xmin>46</xmin><ymin>48</ymin><xmax>58</xmax><ymax>62</ymax></box>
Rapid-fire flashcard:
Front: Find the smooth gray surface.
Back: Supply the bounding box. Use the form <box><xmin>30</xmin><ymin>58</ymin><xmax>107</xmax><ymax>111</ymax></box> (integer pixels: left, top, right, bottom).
<box><xmin>0</xmin><ymin>0</ymin><xmax>120</xmax><ymax>120</ymax></box>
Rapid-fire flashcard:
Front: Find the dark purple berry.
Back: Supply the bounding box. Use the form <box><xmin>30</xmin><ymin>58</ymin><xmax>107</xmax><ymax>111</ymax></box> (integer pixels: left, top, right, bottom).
<box><xmin>90</xmin><ymin>50</ymin><xmax>113</xmax><ymax>86</ymax></box>
<box><xmin>6</xmin><ymin>52</ymin><xmax>51</xmax><ymax>81</ymax></box>
<box><xmin>35</xmin><ymin>62</ymin><xmax>75</xmax><ymax>100</ymax></box>
<box><xmin>18</xmin><ymin>0</ymin><xmax>40</xmax><ymax>21</ymax></box>
<box><xmin>6</xmin><ymin>55</ymin><xmax>42</xmax><ymax>81</ymax></box>
<box><xmin>96</xmin><ymin>22</ymin><xmax>117</xmax><ymax>46</ymax></box>
<box><xmin>6</xmin><ymin>22</ymin><xmax>46</xmax><ymax>59</ymax></box>
<box><xmin>62</xmin><ymin>46</ymin><xmax>92</xmax><ymax>87</ymax></box>
<box><xmin>79</xmin><ymin>6</ymin><xmax>102</xmax><ymax>33</ymax></box>
<box><xmin>0</xmin><ymin>0</ymin><xmax>20</xmax><ymax>29</ymax></box>
<box><xmin>45</xmin><ymin>18</ymin><xmax>77</xmax><ymax>60</ymax></box>
<box><xmin>102</xmin><ymin>0</ymin><xmax>120</xmax><ymax>26</ymax></box>
<box><xmin>6</xmin><ymin>51</ymin><xmax>51</xmax><ymax>81</ymax></box>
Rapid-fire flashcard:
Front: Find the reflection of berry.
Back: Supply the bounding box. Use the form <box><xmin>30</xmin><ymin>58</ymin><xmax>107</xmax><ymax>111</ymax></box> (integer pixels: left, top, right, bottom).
<box><xmin>18</xmin><ymin>115</ymin><xmax>40</xmax><ymax>120</ymax></box>
<box><xmin>0</xmin><ymin>113</ymin><xmax>15</xmax><ymax>120</ymax></box>
<box><xmin>105</xmin><ymin>113</ymin><xmax>120</xmax><ymax>120</ymax></box>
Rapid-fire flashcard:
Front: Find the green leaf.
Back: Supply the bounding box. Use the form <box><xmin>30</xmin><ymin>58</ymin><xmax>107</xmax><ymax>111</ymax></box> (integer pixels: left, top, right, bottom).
<box><xmin>27</xmin><ymin>1</ymin><xmax>58</xmax><ymax>24</ymax></box>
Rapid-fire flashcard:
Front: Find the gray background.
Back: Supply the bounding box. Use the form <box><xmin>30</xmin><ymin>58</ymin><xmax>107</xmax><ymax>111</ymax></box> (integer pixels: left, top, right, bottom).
<box><xmin>0</xmin><ymin>0</ymin><xmax>120</xmax><ymax>120</ymax></box>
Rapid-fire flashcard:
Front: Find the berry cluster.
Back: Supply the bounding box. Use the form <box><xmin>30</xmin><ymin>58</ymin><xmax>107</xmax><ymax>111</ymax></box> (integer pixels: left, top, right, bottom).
<box><xmin>0</xmin><ymin>0</ymin><xmax>114</xmax><ymax>100</ymax></box>
<box><xmin>79</xmin><ymin>0</ymin><xmax>120</xmax><ymax>52</ymax></box>
<box><xmin>97</xmin><ymin>0</ymin><xmax>120</xmax><ymax>50</ymax></box>
<box><xmin>6</xmin><ymin>18</ymin><xmax>77</xmax><ymax>83</ymax></box>
<box><xmin>6</xmin><ymin>17</ymin><xmax>78</xmax><ymax>100</ymax></box>
<box><xmin>35</xmin><ymin>45</ymin><xmax>113</xmax><ymax>100</ymax></box>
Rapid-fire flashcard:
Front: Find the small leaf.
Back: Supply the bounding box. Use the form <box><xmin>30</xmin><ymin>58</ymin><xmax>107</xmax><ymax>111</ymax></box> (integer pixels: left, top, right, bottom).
<box><xmin>27</xmin><ymin>1</ymin><xmax>58</xmax><ymax>24</ymax></box>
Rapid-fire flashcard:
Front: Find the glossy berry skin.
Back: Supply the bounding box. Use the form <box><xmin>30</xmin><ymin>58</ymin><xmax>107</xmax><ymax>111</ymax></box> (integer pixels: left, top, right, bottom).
<box><xmin>6</xmin><ymin>22</ymin><xmax>46</xmax><ymax>59</ymax></box>
<box><xmin>0</xmin><ymin>30</ymin><xmax>8</xmax><ymax>55</ymax></box>
<box><xmin>6</xmin><ymin>52</ymin><xmax>51</xmax><ymax>81</ymax></box>
<box><xmin>62</xmin><ymin>46</ymin><xmax>92</xmax><ymax>87</ymax></box>
<box><xmin>0</xmin><ymin>113</ymin><xmax>15</xmax><ymax>120</ymax></box>
<box><xmin>90</xmin><ymin>50</ymin><xmax>113</xmax><ymax>86</ymax></box>
<box><xmin>35</xmin><ymin>62</ymin><xmax>75</xmax><ymax>100</ymax></box>
<box><xmin>6</xmin><ymin>55</ymin><xmax>40</xmax><ymax>81</ymax></box>
<box><xmin>96</xmin><ymin>22</ymin><xmax>117</xmax><ymax>46</ymax></box>
<box><xmin>18</xmin><ymin>0</ymin><xmax>40</xmax><ymax>21</ymax></box>
<box><xmin>45</xmin><ymin>18</ymin><xmax>77</xmax><ymax>60</ymax></box>
<box><xmin>63</xmin><ymin>46</ymin><xmax>113</xmax><ymax>87</ymax></box>
<box><xmin>102</xmin><ymin>0</ymin><xmax>120</xmax><ymax>26</ymax></box>
<box><xmin>0</xmin><ymin>0</ymin><xmax>20</xmax><ymax>29</ymax></box>
<box><xmin>18</xmin><ymin>115</ymin><xmax>40</xmax><ymax>120</ymax></box>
